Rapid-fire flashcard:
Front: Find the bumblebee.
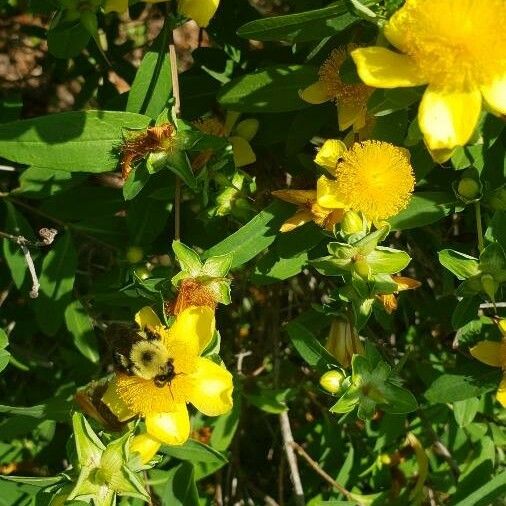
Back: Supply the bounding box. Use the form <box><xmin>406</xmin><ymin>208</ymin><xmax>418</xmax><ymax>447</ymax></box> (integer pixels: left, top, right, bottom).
<box><xmin>109</xmin><ymin>325</ymin><xmax>176</xmax><ymax>388</ymax></box>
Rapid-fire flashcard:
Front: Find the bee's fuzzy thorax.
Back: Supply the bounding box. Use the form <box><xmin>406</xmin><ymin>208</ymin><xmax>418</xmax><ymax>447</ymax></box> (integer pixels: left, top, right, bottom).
<box><xmin>129</xmin><ymin>341</ymin><xmax>170</xmax><ymax>381</ymax></box>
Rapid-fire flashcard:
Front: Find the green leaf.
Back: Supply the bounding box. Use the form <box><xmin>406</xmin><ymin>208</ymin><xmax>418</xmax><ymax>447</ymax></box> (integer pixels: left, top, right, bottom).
<box><xmin>479</xmin><ymin>242</ymin><xmax>506</xmax><ymax>274</ymax></box>
<box><xmin>381</xmin><ymin>383</ymin><xmax>418</xmax><ymax>414</ymax></box>
<box><xmin>439</xmin><ymin>249</ymin><xmax>480</xmax><ymax>280</ymax></box>
<box><xmin>425</xmin><ymin>368</ymin><xmax>501</xmax><ymax>403</ymax></box>
<box><xmin>0</xmin><ymin>398</ymin><xmax>70</xmax><ymax>421</ymax></box>
<box><xmin>2</xmin><ymin>201</ymin><xmax>34</xmax><ymax>289</ymax></box>
<box><xmin>285</xmin><ymin>319</ymin><xmax>337</xmax><ymax>369</ymax></box>
<box><xmin>162</xmin><ymin>439</ymin><xmax>228</xmax><ymax>466</ymax></box>
<box><xmin>218</xmin><ymin>65</ymin><xmax>317</xmax><ymax>113</ymax></box>
<box><xmin>452</xmin><ymin>296</ymin><xmax>481</xmax><ymax>330</ymax></box>
<box><xmin>210</xmin><ymin>395</ymin><xmax>241</xmax><ymax>452</ymax></box>
<box><xmin>202</xmin><ymin>254</ymin><xmax>233</xmax><ymax>277</ymax></box>
<box><xmin>450</xmin><ymin>471</ymin><xmax>506</xmax><ymax>506</ymax></box>
<box><xmin>246</xmin><ymin>388</ymin><xmax>292</xmax><ymax>414</ymax></box>
<box><xmin>47</xmin><ymin>18</ymin><xmax>90</xmax><ymax>59</ymax></box>
<box><xmin>172</xmin><ymin>241</ymin><xmax>203</xmax><ymax>275</ymax></box>
<box><xmin>160</xmin><ymin>462</ymin><xmax>199</xmax><ymax>506</ymax></box>
<box><xmin>14</xmin><ymin>166</ymin><xmax>85</xmax><ymax>198</ymax></box>
<box><xmin>389</xmin><ymin>192</ymin><xmax>455</xmax><ymax>230</ymax></box>
<box><xmin>252</xmin><ymin>223</ymin><xmax>323</xmax><ymax>284</ymax></box>
<box><xmin>34</xmin><ymin>232</ymin><xmax>77</xmax><ymax>336</ymax></box>
<box><xmin>0</xmin><ymin>476</ymin><xmax>63</xmax><ymax>490</ymax></box>
<box><xmin>0</xmin><ymin>328</ymin><xmax>10</xmax><ymax>374</ymax></box>
<box><xmin>64</xmin><ymin>300</ymin><xmax>99</xmax><ymax>363</ymax></box>
<box><xmin>126</xmin><ymin>21</ymin><xmax>172</xmax><ymax>119</ymax></box>
<box><xmin>453</xmin><ymin>397</ymin><xmax>480</xmax><ymax>427</ymax></box>
<box><xmin>127</xmin><ymin>196</ymin><xmax>170</xmax><ymax>246</ymax></box>
<box><xmin>0</xmin><ymin>111</ymin><xmax>151</xmax><ymax>172</ymax></box>
<box><xmin>203</xmin><ymin>200</ymin><xmax>294</xmax><ymax>268</ymax></box>
<box><xmin>236</xmin><ymin>3</ymin><xmax>360</xmax><ymax>43</ymax></box>
<box><xmin>367</xmin><ymin>247</ymin><xmax>411</xmax><ymax>274</ymax></box>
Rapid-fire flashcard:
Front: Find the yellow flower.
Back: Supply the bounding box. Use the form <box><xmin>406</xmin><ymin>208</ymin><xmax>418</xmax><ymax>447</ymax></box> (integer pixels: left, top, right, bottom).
<box><xmin>194</xmin><ymin>112</ymin><xmax>258</xmax><ymax>169</ymax></box>
<box><xmin>178</xmin><ymin>0</ymin><xmax>220</xmax><ymax>27</ymax></box>
<box><xmin>470</xmin><ymin>320</ymin><xmax>506</xmax><ymax>407</ymax></box>
<box><xmin>102</xmin><ymin>306</ymin><xmax>233</xmax><ymax>446</ymax></box>
<box><xmin>316</xmin><ymin>140</ymin><xmax>415</xmax><ymax>222</ymax></box>
<box><xmin>103</xmin><ymin>0</ymin><xmax>167</xmax><ymax>14</ymax></box>
<box><xmin>377</xmin><ymin>276</ymin><xmax>421</xmax><ymax>314</ymax></box>
<box><xmin>271</xmin><ymin>189</ymin><xmax>343</xmax><ymax>233</ymax></box>
<box><xmin>325</xmin><ymin>317</ymin><xmax>364</xmax><ymax>369</ymax></box>
<box><xmin>351</xmin><ymin>0</ymin><xmax>506</xmax><ymax>162</ymax></box>
<box><xmin>301</xmin><ymin>46</ymin><xmax>373</xmax><ymax>132</ymax></box>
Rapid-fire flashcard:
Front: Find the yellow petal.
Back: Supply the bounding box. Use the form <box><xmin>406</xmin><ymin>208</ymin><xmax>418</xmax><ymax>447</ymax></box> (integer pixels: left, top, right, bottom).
<box><xmin>418</xmin><ymin>86</ymin><xmax>482</xmax><ymax>152</ymax></box>
<box><xmin>229</xmin><ymin>136</ymin><xmax>256</xmax><ymax>168</ymax></box>
<box><xmin>393</xmin><ymin>276</ymin><xmax>421</xmax><ymax>292</ymax></box>
<box><xmin>101</xmin><ymin>376</ymin><xmax>136</xmax><ymax>422</ymax></box>
<box><xmin>271</xmin><ymin>189</ymin><xmax>316</xmax><ymax>205</ymax></box>
<box><xmin>146</xmin><ymin>405</ymin><xmax>190</xmax><ymax>445</ymax></box>
<box><xmin>497</xmin><ymin>374</ymin><xmax>506</xmax><ymax>408</ymax></box>
<box><xmin>299</xmin><ymin>81</ymin><xmax>330</xmax><ymax>104</ymax></box>
<box><xmin>338</xmin><ymin>101</ymin><xmax>365</xmax><ymax>131</ymax></box>
<box><xmin>316</xmin><ymin>176</ymin><xmax>346</xmax><ymax>209</ymax></box>
<box><xmin>481</xmin><ymin>75</ymin><xmax>506</xmax><ymax>116</ymax></box>
<box><xmin>187</xmin><ymin>357</ymin><xmax>233</xmax><ymax>416</ymax></box>
<box><xmin>234</xmin><ymin>119</ymin><xmax>259</xmax><ymax>142</ymax></box>
<box><xmin>130</xmin><ymin>434</ymin><xmax>161</xmax><ymax>464</ymax></box>
<box><xmin>351</xmin><ymin>47</ymin><xmax>426</xmax><ymax>88</ymax></box>
<box><xmin>470</xmin><ymin>341</ymin><xmax>503</xmax><ymax>367</ymax></box>
<box><xmin>177</xmin><ymin>0</ymin><xmax>220</xmax><ymax>27</ymax></box>
<box><xmin>383</xmin><ymin>12</ymin><xmax>409</xmax><ymax>52</ymax></box>
<box><xmin>167</xmin><ymin>306</ymin><xmax>215</xmax><ymax>354</ymax></box>
<box><xmin>279</xmin><ymin>210</ymin><xmax>314</xmax><ymax>233</ymax></box>
<box><xmin>103</xmin><ymin>0</ymin><xmax>128</xmax><ymax>13</ymax></box>
<box><xmin>135</xmin><ymin>306</ymin><xmax>162</xmax><ymax>330</ymax></box>
<box><xmin>314</xmin><ymin>139</ymin><xmax>347</xmax><ymax>172</ymax></box>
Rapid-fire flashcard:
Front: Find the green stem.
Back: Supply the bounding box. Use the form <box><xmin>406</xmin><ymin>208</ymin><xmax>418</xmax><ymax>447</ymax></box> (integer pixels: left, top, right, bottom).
<box><xmin>475</xmin><ymin>202</ymin><xmax>484</xmax><ymax>253</ymax></box>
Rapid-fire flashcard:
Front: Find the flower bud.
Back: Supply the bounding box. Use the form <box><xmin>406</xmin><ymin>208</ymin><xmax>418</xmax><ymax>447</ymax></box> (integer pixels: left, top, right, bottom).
<box><xmin>353</xmin><ymin>257</ymin><xmax>370</xmax><ymax>278</ymax></box>
<box><xmin>325</xmin><ymin>317</ymin><xmax>364</xmax><ymax>368</ymax></box>
<box><xmin>319</xmin><ymin>370</ymin><xmax>345</xmax><ymax>394</ymax></box>
<box><xmin>314</xmin><ymin>139</ymin><xmax>347</xmax><ymax>173</ymax></box>
<box><xmin>457</xmin><ymin>177</ymin><xmax>480</xmax><ymax>200</ymax></box>
<box><xmin>130</xmin><ymin>433</ymin><xmax>161</xmax><ymax>464</ymax></box>
<box><xmin>134</xmin><ymin>266</ymin><xmax>150</xmax><ymax>280</ymax></box>
<box><xmin>341</xmin><ymin>210</ymin><xmax>363</xmax><ymax>235</ymax></box>
<box><xmin>126</xmin><ymin>246</ymin><xmax>144</xmax><ymax>264</ymax></box>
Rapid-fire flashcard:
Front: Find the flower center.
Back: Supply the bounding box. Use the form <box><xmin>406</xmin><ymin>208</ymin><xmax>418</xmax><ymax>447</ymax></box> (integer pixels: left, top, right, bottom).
<box><xmin>319</xmin><ymin>46</ymin><xmax>372</xmax><ymax>106</ymax></box>
<box><xmin>387</xmin><ymin>0</ymin><xmax>506</xmax><ymax>89</ymax></box>
<box><xmin>334</xmin><ymin>141</ymin><xmax>415</xmax><ymax>221</ymax></box>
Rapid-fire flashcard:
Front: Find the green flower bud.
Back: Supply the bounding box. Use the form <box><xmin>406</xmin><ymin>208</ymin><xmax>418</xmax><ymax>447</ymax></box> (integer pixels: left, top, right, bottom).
<box><xmin>134</xmin><ymin>266</ymin><xmax>150</xmax><ymax>280</ymax></box>
<box><xmin>341</xmin><ymin>210</ymin><xmax>363</xmax><ymax>235</ymax></box>
<box><xmin>126</xmin><ymin>246</ymin><xmax>144</xmax><ymax>264</ymax></box>
<box><xmin>457</xmin><ymin>177</ymin><xmax>480</xmax><ymax>200</ymax></box>
<box><xmin>319</xmin><ymin>370</ymin><xmax>345</xmax><ymax>394</ymax></box>
<box><xmin>353</xmin><ymin>257</ymin><xmax>370</xmax><ymax>278</ymax></box>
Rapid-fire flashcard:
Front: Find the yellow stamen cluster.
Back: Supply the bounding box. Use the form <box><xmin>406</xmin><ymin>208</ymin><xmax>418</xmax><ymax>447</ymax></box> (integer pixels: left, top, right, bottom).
<box><xmin>194</xmin><ymin>117</ymin><xmax>227</xmax><ymax>137</ymax></box>
<box><xmin>386</xmin><ymin>0</ymin><xmax>506</xmax><ymax>89</ymax></box>
<box><xmin>333</xmin><ymin>141</ymin><xmax>415</xmax><ymax>221</ymax></box>
<box><xmin>319</xmin><ymin>46</ymin><xmax>371</xmax><ymax>106</ymax></box>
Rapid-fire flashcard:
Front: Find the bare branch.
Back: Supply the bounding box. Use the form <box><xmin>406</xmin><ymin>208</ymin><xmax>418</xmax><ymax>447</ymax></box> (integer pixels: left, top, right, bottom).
<box><xmin>0</xmin><ymin>228</ymin><xmax>58</xmax><ymax>299</ymax></box>
<box><xmin>290</xmin><ymin>441</ymin><xmax>352</xmax><ymax>499</ymax></box>
<box><xmin>279</xmin><ymin>412</ymin><xmax>305</xmax><ymax>506</ymax></box>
